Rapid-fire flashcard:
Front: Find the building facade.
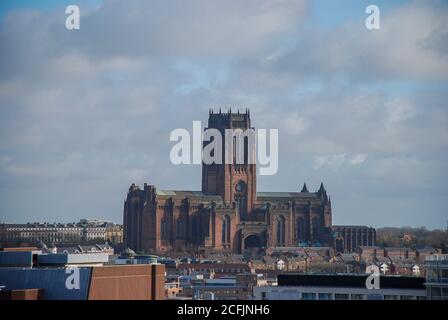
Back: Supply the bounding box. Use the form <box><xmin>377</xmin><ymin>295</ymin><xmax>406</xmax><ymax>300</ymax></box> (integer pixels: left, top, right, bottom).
<box><xmin>105</xmin><ymin>223</ymin><xmax>123</xmax><ymax>244</ymax></box>
<box><xmin>253</xmin><ymin>274</ymin><xmax>426</xmax><ymax>300</ymax></box>
<box><xmin>0</xmin><ymin>248</ymin><xmax>165</xmax><ymax>300</ymax></box>
<box><xmin>332</xmin><ymin>226</ymin><xmax>377</xmax><ymax>252</ymax></box>
<box><xmin>424</xmin><ymin>254</ymin><xmax>448</xmax><ymax>300</ymax></box>
<box><xmin>123</xmin><ymin>109</ymin><xmax>375</xmax><ymax>253</ymax></box>
<box><xmin>0</xmin><ymin>220</ymin><xmax>123</xmax><ymax>246</ymax></box>
<box><xmin>0</xmin><ymin>223</ymin><xmax>84</xmax><ymax>244</ymax></box>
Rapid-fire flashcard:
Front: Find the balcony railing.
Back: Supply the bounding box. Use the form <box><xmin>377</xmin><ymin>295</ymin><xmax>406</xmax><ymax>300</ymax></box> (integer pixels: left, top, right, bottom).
<box><xmin>425</xmin><ymin>277</ymin><xmax>448</xmax><ymax>283</ymax></box>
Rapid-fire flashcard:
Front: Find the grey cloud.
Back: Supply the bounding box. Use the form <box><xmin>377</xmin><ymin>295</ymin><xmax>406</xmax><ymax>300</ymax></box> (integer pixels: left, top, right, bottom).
<box><xmin>271</xmin><ymin>1</ymin><xmax>448</xmax><ymax>81</ymax></box>
<box><xmin>0</xmin><ymin>0</ymin><xmax>446</xmax><ymax>229</ymax></box>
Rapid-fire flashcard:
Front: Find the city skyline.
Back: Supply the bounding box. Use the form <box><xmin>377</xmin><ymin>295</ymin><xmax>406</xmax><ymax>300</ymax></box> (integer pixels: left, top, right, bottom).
<box><xmin>0</xmin><ymin>0</ymin><xmax>447</xmax><ymax>229</ymax></box>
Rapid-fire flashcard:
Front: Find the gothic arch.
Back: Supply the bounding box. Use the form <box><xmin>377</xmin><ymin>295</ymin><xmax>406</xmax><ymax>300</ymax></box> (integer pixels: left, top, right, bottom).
<box><xmin>244</xmin><ymin>234</ymin><xmax>262</xmax><ymax>249</ymax></box>
<box><xmin>297</xmin><ymin>217</ymin><xmax>306</xmax><ymax>241</ymax></box>
<box><xmin>277</xmin><ymin>215</ymin><xmax>285</xmax><ymax>246</ymax></box>
<box><xmin>176</xmin><ymin>218</ymin><xmax>184</xmax><ymax>238</ymax></box>
<box><xmin>312</xmin><ymin>217</ymin><xmax>320</xmax><ymax>239</ymax></box>
<box><xmin>221</xmin><ymin>215</ymin><xmax>231</xmax><ymax>244</ymax></box>
<box><xmin>161</xmin><ymin>219</ymin><xmax>168</xmax><ymax>240</ymax></box>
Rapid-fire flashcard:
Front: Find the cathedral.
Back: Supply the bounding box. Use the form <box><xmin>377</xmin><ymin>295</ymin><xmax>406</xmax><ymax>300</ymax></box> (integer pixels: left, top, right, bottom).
<box><xmin>123</xmin><ymin>109</ymin><xmax>376</xmax><ymax>254</ymax></box>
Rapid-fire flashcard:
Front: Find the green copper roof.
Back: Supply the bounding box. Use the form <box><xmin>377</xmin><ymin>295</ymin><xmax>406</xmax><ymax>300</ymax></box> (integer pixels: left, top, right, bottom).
<box><xmin>257</xmin><ymin>192</ymin><xmax>318</xmax><ymax>198</ymax></box>
<box><xmin>156</xmin><ymin>190</ymin><xmax>222</xmax><ymax>200</ymax></box>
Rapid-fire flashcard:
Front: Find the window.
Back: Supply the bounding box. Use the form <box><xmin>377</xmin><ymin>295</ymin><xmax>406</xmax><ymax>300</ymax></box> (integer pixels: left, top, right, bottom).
<box><xmin>351</xmin><ymin>294</ymin><xmax>366</xmax><ymax>300</ymax></box>
<box><xmin>318</xmin><ymin>293</ymin><xmax>333</xmax><ymax>300</ymax></box>
<box><xmin>222</xmin><ymin>215</ymin><xmax>231</xmax><ymax>244</ymax></box>
<box><xmin>277</xmin><ymin>216</ymin><xmax>285</xmax><ymax>246</ymax></box>
<box><xmin>161</xmin><ymin>219</ymin><xmax>169</xmax><ymax>239</ymax></box>
<box><xmin>176</xmin><ymin>219</ymin><xmax>183</xmax><ymax>238</ymax></box>
<box><xmin>237</xmin><ymin>196</ymin><xmax>246</xmax><ymax>217</ymax></box>
<box><xmin>302</xmin><ymin>293</ymin><xmax>316</xmax><ymax>300</ymax></box>
<box><xmin>312</xmin><ymin>217</ymin><xmax>319</xmax><ymax>238</ymax></box>
<box><xmin>430</xmin><ymin>287</ymin><xmax>442</xmax><ymax>299</ymax></box>
<box><xmin>334</xmin><ymin>293</ymin><xmax>349</xmax><ymax>300</ymax></box>
<box><xmin>297</xmin><ymin>217</ymin><xmax>306</xmax><ymax>241</ymax></box>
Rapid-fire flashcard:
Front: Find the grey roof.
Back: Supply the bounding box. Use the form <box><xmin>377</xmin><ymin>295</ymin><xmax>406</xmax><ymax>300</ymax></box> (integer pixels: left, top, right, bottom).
<box><xmin>332</xmin><ymin>225</ymin><xmax>373</xmax><ymax>229</ymax></box>
<box><xmin>56</xmin><ymin>247</ymin><xmax>80</xmax><ymax>254</ymax></box>
<box><xmin>96</xmin><ymin>243</ymin><xmax>112</xmax><ymax>250</ymax></box>
<box><xmin>385</xmin><ymin>247</ymin><xmax>411</xmax><ymax>251</ymax></box>
<box><xmin>338</xmin><ymin>254</ymin><xmax>358</xmax><ymax>263</ymax></box>
<box><xmin>122</xmin><ymin>248</ymin><xmax>136</xmax><ymax>256</ymax></box>
<box><xmin>79</xmin><ymin>245</ymin><xmax>99</xmax><ymax>252</ymax></box>
<box><xmin>358</xmin><ymin>246</ymin><xmax>381</xmax><ymax>250</ymax></box>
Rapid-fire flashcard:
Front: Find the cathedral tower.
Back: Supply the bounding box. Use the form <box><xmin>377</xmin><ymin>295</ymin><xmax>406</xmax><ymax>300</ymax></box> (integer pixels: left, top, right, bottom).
<box><xmin>201</xmin><ymin>108</ymin><xmax>256</xmax><ymax>219</ymax></box>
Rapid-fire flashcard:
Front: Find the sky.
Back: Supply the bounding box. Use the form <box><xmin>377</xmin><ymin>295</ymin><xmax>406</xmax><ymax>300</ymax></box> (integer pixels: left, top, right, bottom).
<box><xmin>0</xmin><ymin>0</ymin><xmax>447</xmax><ymax>229</ymax></box>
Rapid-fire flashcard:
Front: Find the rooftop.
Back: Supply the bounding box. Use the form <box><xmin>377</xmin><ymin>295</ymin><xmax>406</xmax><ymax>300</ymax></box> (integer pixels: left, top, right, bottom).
<box><xmin>278</xmin><ymin>274</ymin><xmax>425</xmax><ymax>290</ymax></box>
<box><xmin>155</xmin><ymin>190</ymin><xmax>322</xmax><ymax>200</ymax></box>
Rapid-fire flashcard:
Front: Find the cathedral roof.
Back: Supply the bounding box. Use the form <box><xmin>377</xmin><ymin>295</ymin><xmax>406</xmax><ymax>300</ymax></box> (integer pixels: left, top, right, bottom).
<box><xmin>301</xmin><ymin>183</ymin><xmax>309</xmax><ymax>193</ymax></box>
<box><xmin>156</xmin><ymin>190</ymin><xmax>222</xmax><ymax>201</ymax></box>
<box><xmin>155</xmin><ymin>190</ymin><xmax>323</xmax><ymax>202</ymax></box>
<box><xmin>256</xmin><ymin>192</ymin><xmax>319</xmax><ymax>200</ymax></box>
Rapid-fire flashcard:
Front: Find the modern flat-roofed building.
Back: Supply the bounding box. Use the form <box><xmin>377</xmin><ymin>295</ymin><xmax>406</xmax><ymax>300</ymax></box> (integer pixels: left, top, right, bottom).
<box><xmin>177</xmin><ymin>263</ymin><xmax>251</xmax><ymax>278</ymax></box>
<box><xmin>191</xmin><ymin>277</ymin><xmax>248</xmax><ymax>300</ymax></box>
<box><xmin>253</xmin><ymin>274</ymin><xmax>425</xmax><ymax>300</ymax></box>
<box><xmin>0</xmin><ymin>248</ymin><xmax>165</xmax><ymax>300</ymax></box>
<box><xmin>424</xmin><ymin>254</ymin><xmax>448</xmax><ymax>300</ymax></box>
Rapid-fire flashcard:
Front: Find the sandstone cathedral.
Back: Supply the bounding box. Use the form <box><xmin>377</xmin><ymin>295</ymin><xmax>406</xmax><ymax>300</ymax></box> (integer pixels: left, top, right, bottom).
<box><xmin>123</xmin><ymin>109</ymin><xmax>376</xmax><ymax>254</ymax></box>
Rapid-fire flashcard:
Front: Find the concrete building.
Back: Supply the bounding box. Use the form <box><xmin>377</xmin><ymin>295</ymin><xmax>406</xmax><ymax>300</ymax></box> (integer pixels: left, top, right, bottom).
<box><xmin>113</xmin><ymin>248</ymin><xmax>158</xmax><ymax>265</ymax></box>
<box><xmin>253</xmin><ymin>274</ymin><xmax>426</xmax><ymax>300</ymax></box>
<box><xmin>424</xmin><ymin>254</ymin><xmax>448</xmax><ymax>300</ymax></box>
<box><xmin>190</xmin><ymin>277</ymin><xmax>249</xmax><ymax>300</ymax></box>
<box><xmin>0</xmin><ymin>247</ymin><xmax>165</xmax><ymax>300</ymax></box>
<box><xmin>177</xmin><ymin>263</ymin><xmax>251</xmax><ymax>278</ymax></box>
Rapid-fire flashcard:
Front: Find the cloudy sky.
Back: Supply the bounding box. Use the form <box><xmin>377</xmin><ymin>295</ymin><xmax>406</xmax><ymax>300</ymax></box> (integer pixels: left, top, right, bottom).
<box><xmin>0</xmin><ymin>0</ymin><xmax>447</xmax><ymax>228</ymax></box>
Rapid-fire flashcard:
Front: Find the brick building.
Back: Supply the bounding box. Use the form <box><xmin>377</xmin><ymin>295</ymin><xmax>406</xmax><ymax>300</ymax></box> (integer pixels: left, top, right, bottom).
<box><xmin>123</xmin><ymin>109</ymin><xmax>374</xmax><ymax>253</ymax></box>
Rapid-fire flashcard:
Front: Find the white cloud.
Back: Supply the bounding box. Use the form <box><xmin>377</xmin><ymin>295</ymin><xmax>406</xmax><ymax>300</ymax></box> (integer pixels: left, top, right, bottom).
<box><xmin>273</xmin><ymin>1</ymin><xmax>448</xmax><ymax>81</ymax></box>
<box><xmin>349</xmin><ymin>153</ymin><xmax>368</xmax><ymax>166</ymax></box>
<box><xmin>313</xmin><ymin>154</ymin><xmax>346</xmax><ymax>169</ymax></box>
<box><xmin>385</xmin><ymin>98</ymin><xmax>416</xmax><ymax>123</ymax></box>
<box><xmin>313</xmin><ymin>153</ymin><xmax>368</xmax><ymax>169</ymax></box>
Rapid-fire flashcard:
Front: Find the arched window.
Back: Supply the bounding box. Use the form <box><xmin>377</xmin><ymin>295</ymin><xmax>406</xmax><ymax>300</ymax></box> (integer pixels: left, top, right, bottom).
<box><xmin>222</xmin><ymin>215</ymin><xmax>231</xmax><ymax>244</ymax></box>
<box><xmin>233</xmin><ymin>136</ymin><xmax>237</xmax><ymax>164</ymax></box>
<box><xmin>297</xmin><ymin>217</ymin><xmax>305</xmax><ymax>241</ymax></box>
<box><xmin>161</xmin><ymin>219</ymin><xmax>166</xmax><ymax>239</ymax></box>
<box><xmin>235</xmin><ymin>181</ymin><xmax>247</xmax><ymax>218</ymax></box>
<box><xmin>161</xmin><ymin>219</ymin><xmax>171</xmax><ymax>240</ymax></box>
<box><xmin>237</xmin><ymin>196</ymin><xmax>246</xmax><ymax>217</ymax></box>
<box><xmin>176</xmin><ymin>219</ymin><xmax>183</xmax><ymax>238</ymax></box>
<box><xmin>221</xmin><ymin>217</ymin><xmax>226</xmax><ymax>243</ymax></box>
<box><xmin>191</xmin><ymin>216</ymin><xmax>201</xmax><ymax>244</ymax></box>
<box><xmin>277</xmin><ymin>215</ymin><xmax>285</xmax><ymax>246</ymax></box>
<box><xmin>244</xmin><ymin>136</ymin><xmax>248</xmax><ymax>164</ymax></box>
<box><xmin>312</xmin><ymin>217</ymin><xmax>319</xmax><ymax>239</ymax></box>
